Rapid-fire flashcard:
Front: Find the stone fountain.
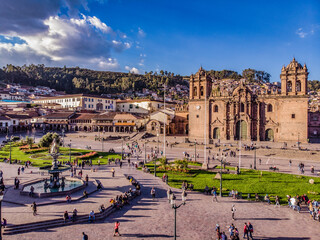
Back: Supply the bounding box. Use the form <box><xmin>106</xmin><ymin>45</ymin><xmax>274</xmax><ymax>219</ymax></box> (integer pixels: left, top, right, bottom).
<box><xmin>20</xmin><ymin>137</ymin><xmax>85</xmax><ymax>198</ymax></box>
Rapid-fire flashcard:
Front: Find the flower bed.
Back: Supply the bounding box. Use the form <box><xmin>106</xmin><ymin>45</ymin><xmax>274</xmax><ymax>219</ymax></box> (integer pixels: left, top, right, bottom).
<box><xmin>76</xmin><ymin>151</ymin><xmax>98</xmax><ymax>160</ymax></box>
<box><xmin>19</xmin><ymin>145</ymin><xmax>39</xmax><ymax>150</ymax></box>
<box><xmin>23</xmin><ymin>148</ymin><xmax>49</xmax><ymax>154</ymax></box>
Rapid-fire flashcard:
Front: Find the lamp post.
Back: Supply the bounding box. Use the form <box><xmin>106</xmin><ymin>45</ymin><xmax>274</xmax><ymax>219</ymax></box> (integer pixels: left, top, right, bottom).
<box><xmin>163</xmin><ymin>84</ymin><xmax>166</xmax><ymax>157</ymax></box>
<box><xmin>170</xmin><ymin>196</ymin><xmax>185</xmax><ymax>240</ymax></box>
<box><xmin>121</xmin><ymin>137</ymin><xmax>124</xmax><ymax>161</ymax></box>
<box><xmin>194</xmin><ymin>140</ymin><xmax>197</xmax><ymax>162</ymax></box>
<box><xmin>156</xmin><ymin>127</ymin><xmax>160</xmax><ymax>155</ymax></box>
<box><xmin>0</xmin><ymin>191</ymin><xmax>3</xmax><ymax>240</ymax></box>
<box><xmin>217</xmin><ymin>153</ymin><xmax>226</xmax><ymax>197</ymax></box>
<box><xmin>101</xmin><ymin>136</ymin><xmax>104</xmax><ymax>152</ymax></box>
<box><xmin>68</xmin><ymin>140</ymin><xmax>72</xmax><ymax>163</ymax></box>
<box><xmin>253</xmin><ymin>147</ymin><xmax>257</xmax><ymax>170</ymax></box>
<box><xmin>6</xmin><ymin>136</ymin><xmax>12</xmax><ymax>164</ymax></box>
<box><xmin>62</xmin><ymin>128</ymin><xmax>65</xmax><ymax>147</ymax></box>
<box><xmin>154</xmin><ymin>156</ymin><xmax>157</xmax><ymax>177</ymax></box>
<box><xmin>144</xmin><ymin>139</ymin><xmax>147</xmax><ymax>164</ymax></box>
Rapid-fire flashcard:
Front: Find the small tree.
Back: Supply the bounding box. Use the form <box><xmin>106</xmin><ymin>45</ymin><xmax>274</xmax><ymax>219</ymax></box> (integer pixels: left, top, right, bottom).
<box><xmin>26</xmin><ymin>136</ymin><xmax>33</xmax><ymax>149</ymax></box>
<box><xmin>39</xmin><ymin>132</ymin><xmax>60</xmax><ymax>148</ymax></box>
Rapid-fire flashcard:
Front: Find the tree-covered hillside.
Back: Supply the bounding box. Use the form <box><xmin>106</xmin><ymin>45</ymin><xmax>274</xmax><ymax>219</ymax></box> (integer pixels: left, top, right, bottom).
<box><xmin>0</xmin><ymin>64</ymin><xmax>188</xmax><ymax>95</ymax></box>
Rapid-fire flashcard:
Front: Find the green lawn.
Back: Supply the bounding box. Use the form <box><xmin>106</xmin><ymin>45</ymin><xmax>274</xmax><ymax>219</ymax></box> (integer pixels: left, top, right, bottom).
<box><xmin>0</xmin><ymin>145</ymin><xmax>120</xmax><ymax>167</ymax></box>
<box><xmin>142</xmin><ymin>162</ymin><xmax>320</xmax><ymax>204</ymax></box>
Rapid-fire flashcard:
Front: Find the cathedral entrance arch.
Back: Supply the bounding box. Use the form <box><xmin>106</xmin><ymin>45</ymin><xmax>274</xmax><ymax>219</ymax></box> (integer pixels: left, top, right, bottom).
<box><xmin>236</xmin><ymin>120</ymin><xmax>247</xmax><ymax>140</ymax></box>
<box><xmin>265</xmin><ymin>128</ymin><xmax>274</xmax><ymax>141</ymax></box>
<box><xmin>213</xmin><ymin>127</ymin><xmax>220</xmax><ymax>139</ymax></box>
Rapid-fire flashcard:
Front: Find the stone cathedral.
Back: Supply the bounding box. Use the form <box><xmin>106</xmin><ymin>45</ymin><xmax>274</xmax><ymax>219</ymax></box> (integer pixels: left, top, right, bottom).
<box><xmin>188</xmin><ymin>58</ymin><xmax>309</xmax><ymax>143</ymax></box>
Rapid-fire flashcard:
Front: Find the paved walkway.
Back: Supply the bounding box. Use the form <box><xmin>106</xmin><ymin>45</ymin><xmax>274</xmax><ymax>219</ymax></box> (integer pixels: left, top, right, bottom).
<box><xmin>5</xmin><ymin>163</ymin><xmax>320</xmax><ymax>240</ymax></box>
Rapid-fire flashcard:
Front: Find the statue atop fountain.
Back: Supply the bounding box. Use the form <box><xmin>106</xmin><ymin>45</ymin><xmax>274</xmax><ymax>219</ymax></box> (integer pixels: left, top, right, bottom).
<box><xmin>46</xmin><ymin>136</ymin><xmax>70</xmax><ymax>189</ymax></box>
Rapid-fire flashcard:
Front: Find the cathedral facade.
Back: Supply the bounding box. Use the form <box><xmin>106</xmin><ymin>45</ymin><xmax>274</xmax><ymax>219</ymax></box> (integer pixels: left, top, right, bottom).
<box><xmin>188</xmin><ymin>58</ymin><xmax>309</xmax><ymax>143</ymax></box>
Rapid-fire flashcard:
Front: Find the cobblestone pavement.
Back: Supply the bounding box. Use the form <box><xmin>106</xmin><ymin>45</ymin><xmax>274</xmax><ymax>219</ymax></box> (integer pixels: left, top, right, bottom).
<box><xmin>4</xmin><ymin>163</ymin><xmax>320</xmax><ymax>240</ymax></box>
<box><xmin>1</xmin><ymin>132</ymin><xmax>320</xmax><ymax>239</ymax></box>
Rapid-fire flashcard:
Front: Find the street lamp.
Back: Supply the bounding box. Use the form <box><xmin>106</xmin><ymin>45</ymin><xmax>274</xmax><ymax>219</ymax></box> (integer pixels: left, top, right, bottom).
<box><xmin>68</xmin><ymin>140</ymin><xmax>72</xmax><ymax>163</ymax></box>
<box><xmin>170</xmin><ymin>195</ymin><xmax>186</xmax><ymax>240</ymax></box>
<box><xmin>253</xmin><ymin>147</ymin><xmax>257</xmax><ymax>170</ymax></box>
<box><xmin>6</xmin><ymin>136</ymin><xmax>12</xmax><ymax>164</ymax></box>
<box><xmin>0</xmin><ymin>191</ymin><xmax>3</xmax><ymax>240</ymax></box>
<box><xmin>154</xmin><ymin>156</ymin><xmax>157</xmax><ymax>177</ymax></box>
<box><xmin>163</xmin><ymin>84</ymin><xmax>166</xmax><ymax>157</ymax></box>
<box><xmin>217</xmin><ymin>153</ymin><xmax>226</xmax><ymax>197</ymax></box>
<box><xmin>144</xmin><ymin>139</ymin><xmax>147</xmax><ymax>164</ymax></box>
<box><xmin>101</xmin><ymin>136</ymin><xmax>104</xmax><ymax>152</ymax></box>
<box><xmin>121</xmin><ymin>137</ymin><xmax>124</xmax><ymax>161</ymax></box>
<box><xmin>62</xmin><ymin>128</ymin><xmax>65</xmax><ymax>147</ymax></box>
<box><xmin>194</xmin><ymin>140</ymin><xmax>197</xmax><ymax>162</ymax></box>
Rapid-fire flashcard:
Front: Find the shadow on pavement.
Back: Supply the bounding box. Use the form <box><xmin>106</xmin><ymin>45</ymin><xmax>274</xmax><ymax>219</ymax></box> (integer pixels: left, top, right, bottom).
<box><xmin>122</xmin><ymin>233</ymin><xmax>173</xmax><ymax>238</ymax></box>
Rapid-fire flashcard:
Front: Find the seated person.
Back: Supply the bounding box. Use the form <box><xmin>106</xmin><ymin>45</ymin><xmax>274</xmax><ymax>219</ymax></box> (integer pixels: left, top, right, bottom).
<box><xmin>204</xmin><ymin>185</ymin><xmax>210</xmax><ymax>195</ymax></box>
<box><xmin>264</xmin><ymin>194</ymin><xmax>271</xmax><ymax>204</ymax></box>
<box><xmin>98</xmin><ymin>204</ymin><xmax>105</xmax><ymax>213</ymax></box>
<box><xmin>88</xmin><ymin>210</ymin><xmax>95</xmax><ymax>223</ymax></box>
<box><xmin>97</xmin><ymin>182</ymin><xmax>102</xmax><ymax>191</ymax></box>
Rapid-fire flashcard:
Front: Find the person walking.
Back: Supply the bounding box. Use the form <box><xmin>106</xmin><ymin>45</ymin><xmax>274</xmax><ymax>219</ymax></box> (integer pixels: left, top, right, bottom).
<box><xmin>82</xmin><ymin>232</ymin><xmax>88</xmax><ymax>240</ymax></box>
<box><xmin>113</xmin><ymin>221</ymin><xmax>121</xmax><ymax>236</ymax></box>
<box><xmin>85</xmin><ymin>174</ymin><xmax>89</xmax><ymax>186</ymax></box>
<box><xmin>31</xmin><ymin>202</ymin><xmax>37</xmax><ymax>216</ymax></box>
<box><xmin>243</xmin><ymin>222</ymin><xmax>249</xmax><ymax>239</ymax></box>
<box><xmin>111</xmin><ymin>168</ymin><xmax>115</xmax><ymax>177</ymax></box>
<box><xmin>231</xmin><ymin>204</ymin><xmax>236</xmax><ymax>220</ymax></box>
<box><xmin>181</xmin><ymin>190</ymin><xmax>187</xmax><ymax>204</ymax></box>
<box><xmin>248</xmin><ymin>222</ymin><xmax>254</xmax><ymax>239</ymax></box>
<box><xmin>212</xmin><ymin>187</ymin><xmax>218</xmax><ymax>202</ymax></box>
<box><xmin>275</xmin><ymin>195</ymin><xmax>280</xmax><ymax>207</ymax></box>
<box><xmin>63</xmin><ymin>211</ymin><xmax>69</xmax><ymax>223</ymax></box>
<box><xmin>167</xmin><ymin>188</ymin><xmax>172</xmax><ymax>203</ymax></box>
<box><xmin>151</xmin><ymin>187</ymin><xmax>156</xmax><ymax>200</ymax></box>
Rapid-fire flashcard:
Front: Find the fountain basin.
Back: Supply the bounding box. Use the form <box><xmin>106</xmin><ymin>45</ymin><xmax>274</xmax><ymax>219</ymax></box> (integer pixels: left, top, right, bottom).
<box><xmin>20</xmin><ymin>177</ymin><xmax>85</xmax><ymax>198</ymax></box>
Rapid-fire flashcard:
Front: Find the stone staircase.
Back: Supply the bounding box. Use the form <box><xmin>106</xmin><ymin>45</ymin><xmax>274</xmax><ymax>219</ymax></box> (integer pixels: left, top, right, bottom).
<box><xmin>3</xmin><ymin>205</ymin><xmax>117</xmax><ymax>235</ymax></box>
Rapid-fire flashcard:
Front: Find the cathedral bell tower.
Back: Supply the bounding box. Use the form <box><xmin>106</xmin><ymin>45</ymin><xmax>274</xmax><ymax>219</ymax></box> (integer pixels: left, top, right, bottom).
<box><xmin>280</xmin><ymin>58</ymin><xmax>308</xmax><ymax>95</ymax></box>
<box><xmin>189</xmin><ymin>66</ymin><xmax>212</xmax><ymax>100</ymax></box>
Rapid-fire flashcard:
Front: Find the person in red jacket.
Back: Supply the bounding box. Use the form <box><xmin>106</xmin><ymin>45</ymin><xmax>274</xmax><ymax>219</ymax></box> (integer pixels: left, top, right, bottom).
<box><xmin>113</xmin><ymin>221</ymin><xmax>121</xmax><ymax>236</ymax></box>
<box><xmin>243</xmin><ymin>222</ymin><xmax>249</xmax><ymax>239</ymax></box>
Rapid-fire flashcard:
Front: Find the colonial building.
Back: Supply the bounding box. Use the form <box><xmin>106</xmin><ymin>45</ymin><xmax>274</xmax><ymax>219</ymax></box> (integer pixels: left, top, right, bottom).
<box><xmin>188</xmin><ymin>58</ymin><xmax>309</xmax><ymax>142</ymax></box>
<box><xmin>116</xmin><ymin>99</ymin><xmax>175</xmax><ymax>114</ymax></box>
<box><xmin>32</xmin><ymin>94</ymin><xmax>116</xmax><ymax>111</ymax></box>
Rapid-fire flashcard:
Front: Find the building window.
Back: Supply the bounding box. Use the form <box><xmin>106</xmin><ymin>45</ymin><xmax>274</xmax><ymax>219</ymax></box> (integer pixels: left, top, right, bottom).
<box><xmin>267</xmin><ymin>104</ymin><xmax>273</xmax><ymax>112</ymax></box>
<box><xmin>291</xmin><ymin>114</ymin><xmax>295</xmax><ymax>119</ymax></box>
<box><xmin>296</xmin><ymin>80</ymin><xmax>301</xmax><ymax>92</ymax></box>
<box><xmin>287</xmin><ymin>81</ymin><xmax>292</xmax><ymax>92</ymax></box>
<box><xmin>214</xmin><ymin>105</ymin><xmax>218</xmax><ymax>112</ymax></box>
<box><xmin>240</xmin><ymin>103</ymin><xmax>245</xmax><ymax>112</ymax></box>
<box><xmin>129</xmin><ymin>104</ymin><xmax>133</xmax><ymax>109</ymax></box>
<box><xmin>196</xmin><ymin>115</ymin><xmax>199</xmax><ymax>118</ymax></box>
<box><xmin>193</xmin><ymin>87</ymin><xmax>197</xmax><ymax>96</ymax></box>
<box><xmin>200</xmin><ymin>86</ymin><xmax>204</xmax><ymax>96</ymax></box>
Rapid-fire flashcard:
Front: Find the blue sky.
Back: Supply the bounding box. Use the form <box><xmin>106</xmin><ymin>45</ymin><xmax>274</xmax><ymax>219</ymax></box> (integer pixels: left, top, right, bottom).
<box><xmin>0</xmin><ymin>0</ymin><xmax>319</xmax><ymax>82</ymax></box>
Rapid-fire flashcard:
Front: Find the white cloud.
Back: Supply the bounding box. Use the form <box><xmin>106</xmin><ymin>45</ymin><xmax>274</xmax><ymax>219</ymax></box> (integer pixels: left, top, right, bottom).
<box><xmin>130</xmin><ymin>67</ymin><xmax>140</xmax><ymax>74</ymax></box>
<box><xmin>138</xmin><ymin>27</ymin><xmax>146</xmax><ymax>37</ymax></box>
<box><xmin>296</xmin><ymin>25</ymin><xmax>319</xmax><ymax>38</ymax></box>
<box><xmin>296</xmin><ymin>28</ymin><xmax>308</xmax><ymax>38</ymax></box>
<box><xmin>125</xmin><ymin>66</ymin><xmax>131</xmax><ymax>71</ymax></box>
<box><xmin>0</xmin><ymin>14</ymin><xmax>131</xmax><ymax>70</ymax></box>
<box><xmin>124</xmin><ymin>66</ymin><xmax>139</xmax><ymax>74</ymax></box>
<box><xmin>87</xmin><ymin>16</ymin><xmax>112</xmax><ymax>33</ymax></box>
